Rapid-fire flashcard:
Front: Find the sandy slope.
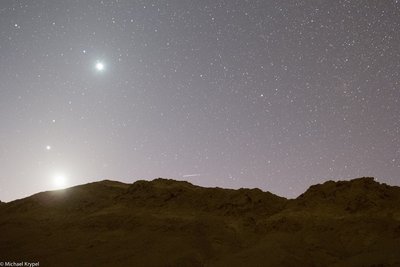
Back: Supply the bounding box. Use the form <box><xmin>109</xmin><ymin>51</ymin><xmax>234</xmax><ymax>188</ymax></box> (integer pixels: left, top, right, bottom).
<box><xmin>0</xmin><ymin>177</ymin><xmax>399</xmax><ymax>266</ymax></box>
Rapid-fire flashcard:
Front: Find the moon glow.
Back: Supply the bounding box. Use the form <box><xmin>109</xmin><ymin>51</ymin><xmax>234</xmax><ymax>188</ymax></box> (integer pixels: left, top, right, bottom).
<box><xmin>52</xmin><ymin>173</ymin><xmax>68</xmax><ymax>190</ymax></box>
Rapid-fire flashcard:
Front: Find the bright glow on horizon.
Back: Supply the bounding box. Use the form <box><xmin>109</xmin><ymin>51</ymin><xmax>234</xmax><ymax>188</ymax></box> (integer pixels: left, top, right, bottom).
<box><xmin>52</xmin><ymin>173</ymin><xmax>68</xmax><ymax>190</ymax></box>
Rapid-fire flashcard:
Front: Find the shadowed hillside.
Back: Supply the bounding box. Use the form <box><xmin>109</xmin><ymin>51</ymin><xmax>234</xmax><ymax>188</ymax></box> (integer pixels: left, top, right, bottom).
<box><xmin>1</xmin><ymin>177</ymin><xmax>399</xmax><ymax>266</ymax></box>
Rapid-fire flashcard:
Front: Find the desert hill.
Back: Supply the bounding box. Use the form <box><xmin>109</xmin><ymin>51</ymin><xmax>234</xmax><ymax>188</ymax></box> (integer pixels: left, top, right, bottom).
<box><xmin>0</xmin><ymin>177</ymin><xmax>400</xmax><ymax>266</ymax></box>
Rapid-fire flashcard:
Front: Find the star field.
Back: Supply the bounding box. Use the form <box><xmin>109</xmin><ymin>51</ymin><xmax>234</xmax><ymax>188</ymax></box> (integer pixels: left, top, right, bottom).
<box><xmin>0</xmin><ymin>0</ymin><xmax>399</xmax><ymax>201</ymax></box>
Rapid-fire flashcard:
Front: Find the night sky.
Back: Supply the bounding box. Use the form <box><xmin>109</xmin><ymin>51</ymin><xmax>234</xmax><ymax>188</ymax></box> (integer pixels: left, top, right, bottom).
<box><xmin>1</xmin><ymin>0</ymin><xmax>399</xmax><ymax>202</ymax></box>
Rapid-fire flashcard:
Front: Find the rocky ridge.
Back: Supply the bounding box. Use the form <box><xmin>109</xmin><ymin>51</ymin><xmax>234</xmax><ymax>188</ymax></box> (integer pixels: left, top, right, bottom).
<box><xmin>0</xmin><ymin>177</ymin><xmax>399</xmax><ymax>267</ymax></box>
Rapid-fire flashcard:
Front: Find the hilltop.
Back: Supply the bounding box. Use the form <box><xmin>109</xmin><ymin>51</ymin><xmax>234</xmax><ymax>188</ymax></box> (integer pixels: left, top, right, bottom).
<box><xmin>1</xmin><ymin>177</ymin><xmax>399</xmax><ymax>266</ymax></box>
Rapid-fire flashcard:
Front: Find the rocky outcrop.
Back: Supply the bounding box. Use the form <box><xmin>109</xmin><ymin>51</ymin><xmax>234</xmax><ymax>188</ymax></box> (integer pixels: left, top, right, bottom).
<box><xmin>0</xmin><ymin>177</ymin><xmax>399</xmax><ymax>267</ymax></box>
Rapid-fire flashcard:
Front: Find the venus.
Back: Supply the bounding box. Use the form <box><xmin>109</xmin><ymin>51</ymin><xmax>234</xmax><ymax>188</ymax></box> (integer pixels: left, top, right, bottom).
<box><xmin>95</xmin><ymin>61</ymin><xmax>105</xmax><ymax>71</ymax></box>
